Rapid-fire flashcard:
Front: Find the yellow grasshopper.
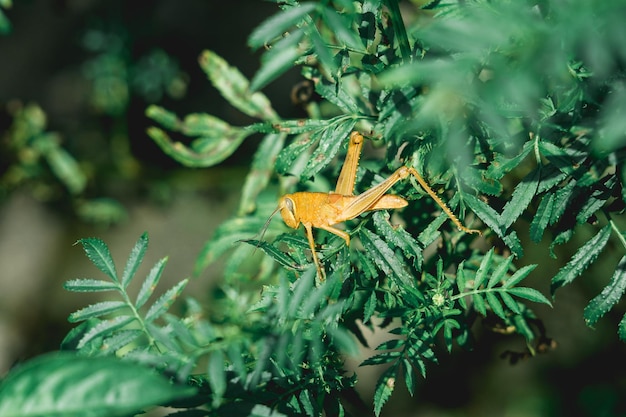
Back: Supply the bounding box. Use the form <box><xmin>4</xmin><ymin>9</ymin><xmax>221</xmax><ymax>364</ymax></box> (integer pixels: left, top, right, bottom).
<box><xmin>278</xmin><ymin>131</ymin><xmax>480</xmax><ymax>278</ymax></box>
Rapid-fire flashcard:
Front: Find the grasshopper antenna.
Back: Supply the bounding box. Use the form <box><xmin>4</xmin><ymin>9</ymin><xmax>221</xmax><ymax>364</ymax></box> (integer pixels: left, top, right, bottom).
<box><xmin>250</xmin><ymin>205</ymin><xmax>281</xmax><ymax>252</ymax></box>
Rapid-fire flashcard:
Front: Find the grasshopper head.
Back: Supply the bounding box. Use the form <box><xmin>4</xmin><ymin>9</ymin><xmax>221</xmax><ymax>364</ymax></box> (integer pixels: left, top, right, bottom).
<box><xmin>278</xmin><ymin>195</ymin><xmax>299</xmax><ymax>229</ymax></box>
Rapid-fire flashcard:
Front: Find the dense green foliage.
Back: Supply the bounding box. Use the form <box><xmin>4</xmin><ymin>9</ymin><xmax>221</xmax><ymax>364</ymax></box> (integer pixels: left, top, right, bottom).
<box><xmin>1</xmin><ymin>0</ymin><xmax>626</xmax><ymax>416</ymax></box>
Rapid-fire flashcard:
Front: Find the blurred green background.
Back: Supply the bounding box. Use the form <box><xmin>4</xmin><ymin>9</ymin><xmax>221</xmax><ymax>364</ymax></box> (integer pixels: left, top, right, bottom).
<box><xmin>1</xmin><ymin>2</ymin><xmax>625</xmax><ymax>416</ymax></box>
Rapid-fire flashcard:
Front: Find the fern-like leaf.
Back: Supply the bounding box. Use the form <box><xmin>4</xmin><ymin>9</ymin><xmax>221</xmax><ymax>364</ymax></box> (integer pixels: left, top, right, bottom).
<box><xmin>584</xmin><ymin>256</ymin><xmax>626</xmax><ymax>328</ymax></box>
<box><xmin>76</xmin><ymin>237</ymin><xmax>117</xmax><ymax>282</ymax></box>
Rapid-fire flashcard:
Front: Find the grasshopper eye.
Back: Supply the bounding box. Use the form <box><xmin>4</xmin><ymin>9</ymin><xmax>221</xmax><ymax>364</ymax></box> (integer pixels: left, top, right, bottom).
<box><xmin>284</xmin><ymin>197</ymin><xmax>295</xmax><ymax>214</ymax></box>
<box><xmin>279</xmin><ymin>196</ymin><xmax>299</xmax><ymax>229</ymax></box>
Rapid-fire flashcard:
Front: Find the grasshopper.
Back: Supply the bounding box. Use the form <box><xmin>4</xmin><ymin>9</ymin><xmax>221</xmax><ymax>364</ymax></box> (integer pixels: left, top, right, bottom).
<box><xmin>278</xmin><ymin>131</ymin><xmax>480</xmax><ymax>278</ymax></box>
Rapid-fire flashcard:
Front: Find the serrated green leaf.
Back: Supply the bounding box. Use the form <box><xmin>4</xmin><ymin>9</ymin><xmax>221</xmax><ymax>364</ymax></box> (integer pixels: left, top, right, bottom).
<box><xmin>584</xmin><ymin>256</ymin><xmax>626</xmax><ymax>327</ymax></box>
<box><xmin>530</xmin><ymin>193</ymin><xmax>554</xmax><ymax>242</ymax></box>
<box><xmin>247</xmin><ymin>2</ymin><xmax>317</xmax><ymax>50</ymax></box>
<box><xmin>135</xmin><ymin>257</ymin><xmax>168</xmax><ymax>309</ymax></box>
<box><xmin>619</xmin><ymin>313</ymin><xmax>626</xmax><ymax>342</ymax></box>
<box><xmin>360</xmin><ymin>351</ymin><xmax>401</xmax><ymax>366</ymax></box>
<box><xmin>374</xmin><ymin>338</ymin><xmax>404</xmax><ymax>351</ymax></box>
<box><xmin>463</xmin><ymin>194</ymin><xmax>506</xmax><ymax>237</ymax></box>
<box><xmin>359</xmin><ymin>228</ymin><xmax>415</xmax><ymax>289</ymax></box>
<box><xmin>472</xmin><ymin>293</ymin><xmax>487</xmax><ymax>315</ymax></box>
<box><xmin>551</xmin><ymin>224</ymin><xmax>612</xmax><ymax>295</ymax></box>
<box><xmin>373</xmin><ymin>211</ymin><xmax>423</xmax><ymax>269</ymax></box>
<box><xmin>198</xmin><ymin>50</ymin><xmax>278</xmax><ymax>121</ymax></box>
<box><xmin>503</xmin><ymin>231</ymin><xmax>524</xmax><ymax>258</ymax></box>
<box><xmin>69</xmin><ymin>301</ymin><xmax>128</xmax><ymax>323</ymax></box>
<box><xmin>121</xmin><ymin>232</ymin><xmax>148</xmax><ymax>289</ymax></box>
<box><xmin>507</xmin><ymin>287</ymin><xmax>552</xmax><ymax>306</ymax></box>
<box><xmin>401</xmin><ymin>358</ymin><xmax>416</xmax><ymax>396</ymax></box>
<box><xmin>474</xmin><ymin>248</ymin><xmax>494</xmax><ymax>289</ymax></box>
<box><xmin>101</xmin><ymin>330</ymin><xmax>143</xmax><ymax>354</ymax></box>
<box><xmin>0</xmin><ymin>352</ymin><xmax>196</xmax><ymax>417</ymax></box>
<box><xmin>63</xmin><ymin>279</ymin><xmax>119</xmax><ymax>293</ymax></box>
<box><xmin>503</xmin><ymin>264</ymin><xmax>537</xmax><ymax>288</ymax></box>
<box><xmin>486</xmin><ymin>141</ymin><xmax>533</xmax><ymax>180</ymax></box>
<box><xmin>145</xmin><ymin>279</ymin><xmax>189</xmax><ymax>323</ymax></box>
<box><xmin>488</xmin><ymin>256</ymin><xmax>512</xmax><ymax>288</ymax></box>
<box><xmin>241</xmin><ymin>239</ymin><xmax>305</xmax><ymax>271</ymax></box>
<box><xmin>485</xmin><ymin>291</ymin><xmax>505</xmax><ymax>319</ymax></box>
<box><xmin>276</xmin><ymin>132</ymin><xmax>316</xmax><ymax>175</ymax></box>
<box><xmin>363</xmin><ymin>290</ymin><xmax>377</xmax><ymax>324</ymax></box>
<box><xmin>373</xmin><ymin>366</ymin><xmax>396</xmax><ymax>417</ymax></box>
<box><xmin>313</xmin><ymin>74</ymin><xmax>360</xmax><ymax>114</ymax></box>
<box><xmin>498</xmin><ymin>290</ymin><xmax>521</xmax><ymax>314</ymax></box>
<box><xmin>300</xmin><ymin>120</ymin><xmax>356</xmax><ymax>181</ymax></box>
<box><xmin>78</xmin><ymin>316</ymin><xmax>135</xmax><ymax>350</ymax></box>
<box><xmin>501</xmin><ymin>167</ymin><xmax>540</xmax><ymax>228</ymax></box>
<box><xmin>77</xmin><ymin>237</ymin><xmax>118</xmax><ymax>282</ymax></box>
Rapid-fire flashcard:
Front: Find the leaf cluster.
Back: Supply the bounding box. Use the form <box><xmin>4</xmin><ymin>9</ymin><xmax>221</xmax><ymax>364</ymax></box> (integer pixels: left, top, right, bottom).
<box><xmin>3</xmin><ymin>1</ymin><xmax>626</xmax><ymax>416</ymax></box>
<box><xmin>145</xmin><ymin>0</ymin><xmax>626</xmax><ymax>414</ymax></box>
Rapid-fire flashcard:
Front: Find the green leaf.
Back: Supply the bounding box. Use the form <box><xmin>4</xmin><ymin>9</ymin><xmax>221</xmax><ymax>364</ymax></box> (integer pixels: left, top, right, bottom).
<box><xmin>488</xmin><ymin>255</ymin><xmax>512</xmax><ymax>288</ymax></box>
<box><xmin>145</xmin><ymin>279</ymin><xmax>189</xmax><ymax>323</ymax></box>
<box><xmin>0</xmin><ymin>352</ymin><xmax>195</xmax><ymax>417</ymax></box>
<box><xmin>198</xmin><ymin>50</ymin><xmax>278</xmax><ymax>121</ymax></box>
<box><xmin>503</xmin><ymin>264</ymin><xmax>537</xmax><ymax>288</ymax></box>
<box><xmin>207</xmin><ymin>350</ymin><xmax>226</xmax><ymax>406</ymax></box>
<box><xmin>500</xmin><ymin>167</ymin><xmax>540</xmax><ymax>228</ymax></box>
<box><xmin>550</xmin><ymin>224</ymin><xmax>612</xmax><ymax>295</ymax></box>
<box><xmin>247</xmin><ymin>2</ymin><xmax>317</xmax><ymax>50</ymax></box>
<box><xmin>77</xmin><ymin>316</ymin><xmax>136</xmax><ymax>350</ymax></box>
<box><xmin>300</xmin><ymin>119</ymin><xmax>356</xmax><ymax>181</ymax></box>
<box><xmin>619</xmin><ymin>313</ymin><xmax>626</xmax><ymax>342</ymax></box>
<box><xmin>239</xmin><ymin>132</ymin><xmax>287</xmax><ymax>215</ymax></box>
<box><xmin>68</xmin><ymin>301</ymin><xmax>128</xmax><ymax>323</ymax></box>
<box><xmin>121</xmin><ymin>232</ymin><xmax>148</xmax><ymax>289</ymax></box>
<box><xmin>63</xmin><ymin>279</ymin><xmax>119</xmax><ymax>292</ymax></box>
<box><xmin>289</xmin><ymin>266</ymin><xmax>316</xmax><ymax>316</ymax></box>
<box><xmin>320</xmin><ymin>6</ymin><xmax>363</xmax><ymax>51</ymax></box>
<box><xmin>472</xmin><ymin>293</ymin><xmax>487</xmax><ymax>315</ymax></box>
<box><xmin>474</xmin><ymin>248</ymin><xmax>494</xmax><ymax>289</ymax></box>
<box><xmin>529</xmin><ymin>193</ymin><xmax>554</xmax><ymax>242</ymax></box>
<box><xmin>147</xmin><ymin>126</ymin><xmax>253</xmax><ymax>168</ymax></box>
<box><xmin>507</xmin><ymin>287</ymin><xmax>552</xmax><ymax>306</ymax></box>
<box><xmin>135</xmin><ymin>257</ymin><xmax>168</xmax><ymax>309</ymax></box>
<box><xmin>276</xmin><ymin>132</ymin><xmax>317</xmax><ymax>175</ymax></box>
<box><xmin>77</xmin><ymin>237</ymin><xmax>117</xmax><ymax>282</ymax></box>
<box><xmin>241</xmin><ymin>239</ymin><xmax>305</xmax><ymax>271</ymax></box>
<box><xmin>584</xmin><ymin>256</ymin><xmax>626</xmax><ymax>327</ymax></box>
<box><xmin>499</xmin><ymin>290</ymin><xmax>521</xmax><ymax>314</ymax></box>
<box><xmin>373</xmin><ymin>211</ymin><xmax>423</xmax><ymax>269</ymax></box>
<box><xmin>463</xmin><ymin>194</ymin><xmax>505</xmax><ymax>237</ymax></box>
<box><xmin>145</xmin><ymin>105</ymin><xmax>179</xmax><ymax>130</ymax></box>
<box><xmin>43</xmin><ymin>143</ymin><xmax>87</xmax><ymax>195</ymax></box>
<box><xmin>485</xmin><ymin>291</ymin><xmax>505</xmax><ymax>319</ymax></box>
<box><xmin>250</xmin><ymin>29</ymin><xmax>306</xmax><ymax>91</ymax></box>
<box><xmin>373</xmin><ymin>366</ymin><xmax>397</xmax><ymax>417</ymax></box>
<box><xmin>359</xmin><ymin>228</ymin><xmax>415</xmax><ymax>289</ymax></box>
